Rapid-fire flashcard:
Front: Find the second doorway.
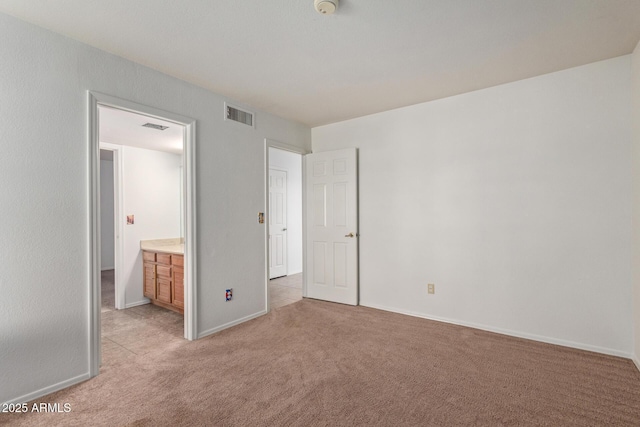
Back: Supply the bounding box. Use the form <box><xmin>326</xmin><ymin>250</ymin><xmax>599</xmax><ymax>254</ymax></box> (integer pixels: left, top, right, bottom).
<box><xmin>268</xmin><ymin>147</ymin><xmax>303</xmax><ymax>308</ymax></box>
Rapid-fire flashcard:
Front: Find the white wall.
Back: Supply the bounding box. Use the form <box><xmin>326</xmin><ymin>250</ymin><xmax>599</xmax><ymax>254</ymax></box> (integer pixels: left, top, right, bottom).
<box><xmin>121</xmin><ymin>146</ymin><xmax>181</xmax><ymax>307</ymax></box>
<box><xmin>632</xmin><ymin>41</ymin><xmax>640</xmax><ymax>368</ymax></box>
<box><xmin>269</xmin><ymin>148</ymin><xmax>303</xmax><ymax>275</ymax></box>
<box><xmin>0</xmin><ymin>13</ymin><xmax>310</xmax><ymax>404</ymax></box>
<box><xmin>100</xmin><ymin>158</ymin><xmax>115</xmax><ymax>270</ymax></box>
<box><xmin>313</xmin><ymin>56</ymin><xmax>633</xmax><ymax>356</ymax></box>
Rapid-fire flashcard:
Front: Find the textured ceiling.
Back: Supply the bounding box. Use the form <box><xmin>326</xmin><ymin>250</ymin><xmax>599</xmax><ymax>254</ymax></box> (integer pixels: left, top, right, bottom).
<box><xmin>1</xmin><ymin>0</ymin><xmax>639</xmax><ymax>127</ymax></box>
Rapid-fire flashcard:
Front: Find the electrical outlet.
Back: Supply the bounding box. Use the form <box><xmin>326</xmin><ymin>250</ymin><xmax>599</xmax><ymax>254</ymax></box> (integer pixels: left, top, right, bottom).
<box><xmin>428</xmin><ymin>283</ymin><xmax>435</xmax><ymax>294</ymax></box>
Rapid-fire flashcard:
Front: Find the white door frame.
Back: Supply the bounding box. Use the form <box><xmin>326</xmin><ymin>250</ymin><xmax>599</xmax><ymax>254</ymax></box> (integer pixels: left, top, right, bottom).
<box><xmin>98</xmin><ymin>143</ymin><xmax>125</xmax><ymax>309</ymax></box>
<box><xmin>88</xmin><ymin>91</ymin><xmax>198</xmax><ymax>377</ymax></box>
<box><xmin>264</xmin><ymin>139</ymin><xmax>309</xmax><ymax>312</ymax></box>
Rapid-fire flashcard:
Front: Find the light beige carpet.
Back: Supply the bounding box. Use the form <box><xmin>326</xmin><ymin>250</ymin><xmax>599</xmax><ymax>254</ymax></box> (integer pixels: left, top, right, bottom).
<box><xmin>3</xmin><ymin>299</ymin><xmax>640</xmax><ymax>426</ymax></box>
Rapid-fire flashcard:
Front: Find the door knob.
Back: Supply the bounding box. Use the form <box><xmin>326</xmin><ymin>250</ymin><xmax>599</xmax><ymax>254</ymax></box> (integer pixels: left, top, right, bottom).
<box><xmin>345</xmin><ymin>232</ymin><xmax>356</xmax><ymax>238</ymax></box>
<box><xmin>282</xmin><ymin>228</ymin><xmax>287</xmax><ymax>231</ymax></box>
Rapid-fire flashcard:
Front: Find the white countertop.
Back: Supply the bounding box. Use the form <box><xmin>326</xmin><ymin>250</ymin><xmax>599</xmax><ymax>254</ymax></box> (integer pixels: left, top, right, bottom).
<box><xmin>140</xmin><ymin>238</ymin><xmax>184</xmax><ymax>255</ymax></box>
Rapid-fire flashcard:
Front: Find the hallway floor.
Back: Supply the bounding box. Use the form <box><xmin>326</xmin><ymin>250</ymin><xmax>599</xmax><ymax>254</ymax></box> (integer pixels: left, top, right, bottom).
<box><xmin>269</xmin><ymin>273</ymin><xmax>303</xmax><ymax>309</ymax></box>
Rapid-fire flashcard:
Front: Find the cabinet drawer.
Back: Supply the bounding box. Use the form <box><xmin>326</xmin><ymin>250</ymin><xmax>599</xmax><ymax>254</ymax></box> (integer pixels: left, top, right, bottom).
<box><xmin>157</xmin><ymin>265</ymin><xmax>172</xmax><ymax>278</ymax></box>
<box><xmin>157</xmin><ymin>278</ymin><xmax>172</xmax><ymax>303</ymax></box>
<box><xmin>172</xmin><ymin>255</ymin><xmax>184</xmax><ymax>267</ymax></box>
<box><xmin>157</xmin><ymin>253</ymin><xmax>172</xmax><ymax>265</ymax></box>
<box><xmin>143</xmin><ymin>251</ymin><xmax>156</xmax><ymax>262</ymax></box>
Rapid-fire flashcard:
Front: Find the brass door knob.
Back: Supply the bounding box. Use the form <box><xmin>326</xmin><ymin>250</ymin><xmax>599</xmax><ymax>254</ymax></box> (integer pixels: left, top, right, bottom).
<box><xmin>345</xmin><ymin>232</ymin><xmax>355</xmax><ymax>238</ymax></box>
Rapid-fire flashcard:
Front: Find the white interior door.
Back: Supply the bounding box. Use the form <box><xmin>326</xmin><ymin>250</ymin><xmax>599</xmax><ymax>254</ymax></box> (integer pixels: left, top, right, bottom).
<box><xmin>306</xmin><ymin>148</ymin><xmax>358</xmax><ymax>305</ymax></box>
<box><xmin>269</xmin><ymin>168</ymin><xmax>288</xmax><ymax>279</ymax></box>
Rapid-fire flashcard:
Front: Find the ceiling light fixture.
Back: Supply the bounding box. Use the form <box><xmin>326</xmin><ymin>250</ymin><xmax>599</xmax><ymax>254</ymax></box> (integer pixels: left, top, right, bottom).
<box><xmin>314</xmin><ymin>0</ymin><xmax>339</xmax><ymax>15</ymax></box>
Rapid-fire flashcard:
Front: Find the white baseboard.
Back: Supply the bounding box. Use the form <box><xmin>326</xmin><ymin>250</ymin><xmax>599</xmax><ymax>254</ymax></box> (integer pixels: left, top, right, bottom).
<box><xmin>360</xmin><ymin>301</ymin><xmax>632</xmax><ymax>360</ymax></box>
<box><xmin>124</xmin><ymin>299</ymin><xmax>150</xmax><ymax>309</ymax></box>
<box><xmin>198</xmin><ymin>310</ymin><xmax>267</xmax><ymax>339</ymax></box>
<box><xmin>633</xmin><ymin>355</ymin><xmax>640</xmax><ymax>372</ymax></box>
<box><xmin>100</xmin><ymin>266</ymin><xmax>114</xmax><ymax>271</ymax></box>
<box><xmin>287</xmin><ymin>270</ymin><xmax>303</xmax><ymax>275</ymax></box>
<box><xmin>2</xmin><ymin>372</ymin><xmax>90</xmax><ymax>406</ymax></box>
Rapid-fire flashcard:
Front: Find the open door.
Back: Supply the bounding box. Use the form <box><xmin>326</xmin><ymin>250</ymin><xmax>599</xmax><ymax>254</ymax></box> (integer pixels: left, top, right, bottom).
<box><xmin>305</xmin><ymin>148</ymin><xmax>358</xmax><ymax>305</ymax></box>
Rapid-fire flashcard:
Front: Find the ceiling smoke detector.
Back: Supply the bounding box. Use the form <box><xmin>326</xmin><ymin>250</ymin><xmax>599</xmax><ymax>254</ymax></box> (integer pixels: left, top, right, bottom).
<box><xmin>314</xmin><ymin>0</ymin><xmax>339</xmax><ymax>15</ymax></box>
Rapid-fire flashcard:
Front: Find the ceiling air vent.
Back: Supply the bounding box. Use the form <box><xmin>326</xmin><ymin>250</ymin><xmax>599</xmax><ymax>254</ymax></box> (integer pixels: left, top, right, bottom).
<box><xmin>225</xmin><ymin>103</ymin><xmax>254</xmax><ymax>127</ymax></box>
<box><xmin>142</xmin><ymin>122</ymin><xmax>169</xmax><ymax>131</ymax></box>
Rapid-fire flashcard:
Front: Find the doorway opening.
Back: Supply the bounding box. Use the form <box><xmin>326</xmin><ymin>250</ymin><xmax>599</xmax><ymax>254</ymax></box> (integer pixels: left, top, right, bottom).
<box><xmin>265</xmin><ymin>141</ymin><xmax>308</xmax><ymax>311</ymax></box>
<box><xmin>89</xmin><ymin>92</ymin><xmax>197</xmax><ymax>377</ymax></box>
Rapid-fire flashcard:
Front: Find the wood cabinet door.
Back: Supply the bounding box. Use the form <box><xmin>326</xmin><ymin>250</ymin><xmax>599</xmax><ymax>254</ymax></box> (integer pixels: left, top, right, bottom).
<box><xmin>173</xmin><ymin>266</ymin><xmax>184</xmax><ymax>309</ymax></box>
<box><xmin>157</xmin><ymin>278</ymin><xmax>172</xmax><ymax>303</ymax></box>
<box><xmin>143</xmin><ymin>264</ymin><xmax>156</xmax><ymax>299</ymax></box>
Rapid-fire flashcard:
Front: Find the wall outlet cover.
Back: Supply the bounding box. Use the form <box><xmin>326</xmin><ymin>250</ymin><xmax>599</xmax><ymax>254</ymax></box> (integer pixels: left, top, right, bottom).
<box><xmin>225</xmin><ymin>288</ymin><xmax>233</xmax><ymax>301</ymax></box>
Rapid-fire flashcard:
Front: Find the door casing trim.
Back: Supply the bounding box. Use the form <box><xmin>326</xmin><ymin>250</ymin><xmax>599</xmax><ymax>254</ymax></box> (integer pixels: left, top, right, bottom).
<box><xmin>88</xmin><ymin>91</ymin><xmax>198</xmax><ymax>377</ymax></box>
